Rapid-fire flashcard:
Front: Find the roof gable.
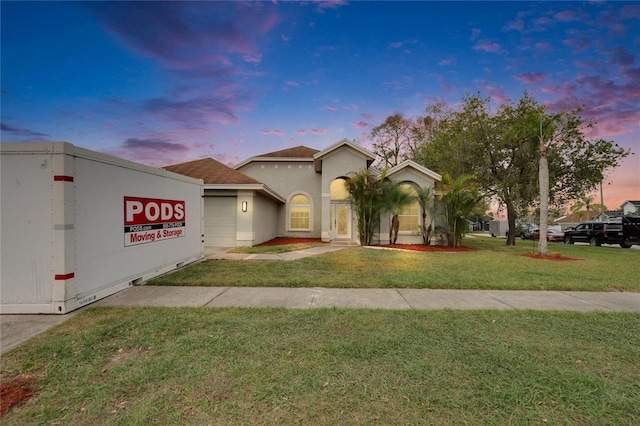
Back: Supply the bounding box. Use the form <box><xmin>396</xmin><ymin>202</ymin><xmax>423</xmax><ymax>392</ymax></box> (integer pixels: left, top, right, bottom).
<box><xmin>313</xmin><ymin>138</ymin><xmax>375</xmax><ymax>162</ymax></box>
<box><xmin>257</xmin><ymin>145</ymin><xmax>320</xmax><ymax>158</ymax></box>
<box><xmin>386</xmin><ymin>160</ymin><xmax>442</xmax><ymax>182</ymax></box>
<box><xmin>163</xmin><ymin>158</ymin><xmax>261</xmax><ymax>185</ymax></box>
<box><xmin>312</xmin><ymin>138</ymin><xmax>376</xmax><ymax>172</ymax></box>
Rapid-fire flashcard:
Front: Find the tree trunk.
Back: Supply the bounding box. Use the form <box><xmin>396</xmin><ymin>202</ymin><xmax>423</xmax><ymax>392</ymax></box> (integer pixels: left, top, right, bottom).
<box><xmin>422</xmin><ymin>212</ymin><xmax>428</xmax><ymax>245</ymax></box>
<box><xmin>391</xmin><ymin>215</ymin><xmax>400</xmax><ymax>244</ymax></box>
<box><xmin>506</xmin><ymin>204</ymin><xmax>518</xmax><ymax>246</ymax></box>
<box><xmin>538</xmin><ymin>154</ymin><xmax>549</xmax><ymax>255</ymax></box>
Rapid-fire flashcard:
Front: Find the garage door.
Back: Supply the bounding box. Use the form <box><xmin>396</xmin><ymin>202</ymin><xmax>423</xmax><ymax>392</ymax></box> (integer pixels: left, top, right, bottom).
<box><xmin>204</xmin><ymin>197</ymin><xmax>237</xmax><ymax>246</ymax></box>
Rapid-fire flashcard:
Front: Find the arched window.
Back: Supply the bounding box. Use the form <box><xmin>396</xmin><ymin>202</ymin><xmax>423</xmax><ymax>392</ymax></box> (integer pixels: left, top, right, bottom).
<box><xmin>330</xmin><ymin>178</ymin><xmax>349</xmax><ymax>200</ymax></box>
<box><xmin>398</xmin><ymin>183</ymin><xmax>419</xmax><ymax>232</ymax></box>
<box><xmin>289</xmin><ymin>194</ymin><xmax>311</xmax><ymax>230</ymax></box>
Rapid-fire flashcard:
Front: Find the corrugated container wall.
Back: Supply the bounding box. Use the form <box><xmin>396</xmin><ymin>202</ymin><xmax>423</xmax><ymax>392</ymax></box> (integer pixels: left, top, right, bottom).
<box><xmin>1</xmin><ymin>142</ymin><xmax>203</xmax><ymax>313</ymax></box>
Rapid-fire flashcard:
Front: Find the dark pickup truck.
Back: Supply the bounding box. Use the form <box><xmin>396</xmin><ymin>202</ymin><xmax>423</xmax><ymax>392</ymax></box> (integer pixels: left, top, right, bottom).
<box><xmin>563</xmin><ymin>216</ymin><xmax>640</xmax><ymax>248</ymax></box>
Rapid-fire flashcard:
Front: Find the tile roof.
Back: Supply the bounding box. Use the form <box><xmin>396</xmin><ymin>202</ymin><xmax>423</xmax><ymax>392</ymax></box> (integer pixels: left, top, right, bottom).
<box><xmin>163</xmin><ymin>158</ymin><xmax>262</xmax><ymax>185</ymax></box>
<box><xmin>554</xmin><ymin>212</ymin><xmax>600</xmax><ymax>223</ymax></box>
<box><xmin>256</xmin><ymin>145</ymin><xmax>320</xmax><ymax>158</ymax></box>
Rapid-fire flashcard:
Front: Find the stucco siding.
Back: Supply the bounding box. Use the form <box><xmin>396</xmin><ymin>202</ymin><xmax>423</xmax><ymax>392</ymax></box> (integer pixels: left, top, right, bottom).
<box><xmin>253</xmin><ymin>193</ymin><xmax>279</xmax><ymax>244</ymax></box>
<box><xmin>240</xmin><ymin>161</ymin><xmax>322</xmax><ymax>238</ymax></box>
<box><xmin>389</xmin><ymin>169</ymin><xmax>436</xmax><ymax>189</ymax></box>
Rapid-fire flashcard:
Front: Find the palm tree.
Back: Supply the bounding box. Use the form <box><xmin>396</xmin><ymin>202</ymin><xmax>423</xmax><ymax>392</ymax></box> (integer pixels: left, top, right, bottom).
<box><xmin>439</xmin><ymin>173</ymin><xmax>480</xmax><ymax>247</ymax></box>
<box><xmin>570</xmin><ymin>195</ymin><xmax>594</xmax><ymax>223</ymax></box>
<box><xmin>345</xmin><ymin>168</ymin><xmax>387</xmax><ymax>245</ymax></box>
<box><xmin>379</xmin><ymin>181</ymin><xmax>413</xmax><ymax>244</ymax></box>
<box><xmin>416</xmin><ymin>186</ymin><xmax>435</xmax><ymax>245</ymax></box>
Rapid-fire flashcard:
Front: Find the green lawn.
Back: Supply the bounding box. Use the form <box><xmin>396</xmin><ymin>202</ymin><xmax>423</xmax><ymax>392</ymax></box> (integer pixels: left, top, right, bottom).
<box><xmin>149</xmin><ymin>235</ymin><xmax>640</xmax><ymax>292</ymax></box>
<box><xmin>2</xmin><ymin>308</ymin><xmax>638</xmax><ymax>425</ymax></box>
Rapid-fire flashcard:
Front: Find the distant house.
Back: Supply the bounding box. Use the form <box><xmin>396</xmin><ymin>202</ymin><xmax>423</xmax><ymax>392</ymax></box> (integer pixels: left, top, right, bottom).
<box><xmin>165</xmin><ymin>139</ymin><xmax>441</xmax><ymax>247</ymax></box>
<box><xmin>554</xmin><ymin>212</ymin><xmax>600</xmax><ymax>230</ymax></box>
<box><xmin>621</xmin><ymin>200</ymin><xmax>640</xmax><ymax>215</ymax></box>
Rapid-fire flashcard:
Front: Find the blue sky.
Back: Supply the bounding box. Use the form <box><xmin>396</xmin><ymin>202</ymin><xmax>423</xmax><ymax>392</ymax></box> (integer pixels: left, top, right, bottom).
<box><xmin>2</xmin><ymin>1</ymin><xmax>638</xmax><ymax>208</ymax></box>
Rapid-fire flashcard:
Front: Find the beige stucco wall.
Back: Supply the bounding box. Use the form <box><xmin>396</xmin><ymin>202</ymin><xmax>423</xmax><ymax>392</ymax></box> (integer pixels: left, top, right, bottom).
<box><xmin>252</xmin><ymin>192</ymin><xmax>280</xmax><ymax>245</ymax></box>
<box><xmin>319</xmin><ymin>148</ymin><xmax>370</xmax><ymax>243</ymax></box>
<box><xmin>240</xmin><ymin>161</ymin><xmax>322</xmax><ymax>238</ymax></box>
<box><xmin>378</xmin><ymin>167</ymin><xmax>439</xmax><ymax>245</ymax></box>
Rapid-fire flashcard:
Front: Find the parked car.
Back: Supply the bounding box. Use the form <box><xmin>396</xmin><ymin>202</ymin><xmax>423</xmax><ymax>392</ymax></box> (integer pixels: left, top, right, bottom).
<box><xmin>517</xmin><ymin>223</ymin><xmax>535</xmax><ymax>240</ymax></box>
<box><xmin>563</xmin><ymin>218</ymin><xmax>640</xmax><ymax>248</ymax></box>
<box><xmin>530</xmin><ymin>229</ymin><xmax>565</xmax><ymax>242</ymax></box>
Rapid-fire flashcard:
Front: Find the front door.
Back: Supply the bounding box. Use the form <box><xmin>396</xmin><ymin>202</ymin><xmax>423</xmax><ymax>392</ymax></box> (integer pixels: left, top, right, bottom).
<box><xmin>331</xmin><ymin>202</ymin><xmax>351</xmax><ymax>239</ymax></box>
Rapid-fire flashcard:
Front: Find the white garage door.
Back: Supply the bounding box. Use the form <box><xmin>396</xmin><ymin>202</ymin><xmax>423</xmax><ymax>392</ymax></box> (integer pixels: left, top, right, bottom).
<box><xmin>204</xmin><ymin>197</ymin><xmax>237</xmax><ymax>246</ymax></box>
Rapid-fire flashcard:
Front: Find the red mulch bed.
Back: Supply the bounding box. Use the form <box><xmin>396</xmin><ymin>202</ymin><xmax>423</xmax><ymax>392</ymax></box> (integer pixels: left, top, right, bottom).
<box><xmin>256</xmin><ymin>238</ymin><xmax>324</xmax><ymax>246</ymax></box>
<box><xmin>522</xmin><ymin>253</ymin><xmax>582</xmax><ymax>261</ymax></box>
<box><xmin>1</xmin><ymin>377</ymin><xmax>36</xmax><ymax>417</ymax></box>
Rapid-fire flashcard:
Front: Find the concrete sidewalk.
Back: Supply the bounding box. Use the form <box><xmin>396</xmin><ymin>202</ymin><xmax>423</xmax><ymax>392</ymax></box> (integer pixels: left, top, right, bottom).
<box><xmin>94</xmin><ymin>286</ymin><xmax>640</xmax><ymax>312</ymax></box>
<box><xmin>4</xmin><ymin>287</ymin><xmax>639</xmax><ymax>353</ymax></box>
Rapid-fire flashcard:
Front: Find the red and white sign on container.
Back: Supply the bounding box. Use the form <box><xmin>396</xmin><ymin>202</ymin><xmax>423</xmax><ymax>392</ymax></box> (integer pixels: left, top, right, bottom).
<box><xmin>124</xmin><ymin>197</ymin><xmax>186</xmax><ymax>246</ymax></box>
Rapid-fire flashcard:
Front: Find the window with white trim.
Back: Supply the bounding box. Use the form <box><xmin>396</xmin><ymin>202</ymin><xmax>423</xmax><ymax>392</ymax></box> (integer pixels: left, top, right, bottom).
<box><xmin>398</xmin><ymin>183</ymin><xmax>419</xmax><ymax>232</ymax></box>
<box><xmin>289</xmin><ymin>194</ymin><xmax>311</xmax><ymax>230</ymax></box>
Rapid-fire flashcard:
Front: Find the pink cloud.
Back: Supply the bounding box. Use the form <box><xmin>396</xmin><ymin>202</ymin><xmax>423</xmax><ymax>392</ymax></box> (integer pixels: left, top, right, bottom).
<box><xmin>503</xmin><ymin>18</ymin><xmax>524</xmax><ymax>33</ymax></box>
<box><xmin>532</xmin><ymin>16</ymin><xmax>554</xmax><ymax>30</ymax></box>
<box><xmin>360</xmin><ymin>113</ymin><xmax>374</xmax><ymax>120</ymax></box>
<box><xmin>350</xmin><ymin>121</ymin><xmax>370</xmax><ymax>129</ymax></box>
<box><xmin>563</xmin><ymin>30</ymin><xmax>591</xmax><ymax>52</ymax></box>
<box><xmin>82</xmin><ymin>2</ymin><xmax>278</xmax><ymax>141</ymax></box>
<box><xmin>514</xmin><ymin>72</ymin><xmax>546</xmax><ymax>84</ymax></box>
<box><xmin>609</xmin><ymin>46</ymin><xmax>635</xmax><ymax>67</ymax></box>
<box><xmin>1</xmin><ymin>122</ymin><xmax>50</xmax><ymax>140</ymax></box>
<box><xmin>342</xmin><ymin>104</ymin><xmax>358</xmax><ymax>111</ymax></box>
<box><xmin>473</xmin><ymin>39</ymin><xmax>501</xmax><ymax>53</ymax></box>
<box><xmin>544</xmin><ymin>72</ymin><xmax>640</xmax><ymax>140</ymax></box>
<box><xmin>475</xmin><ymin>80</ymin><xmax>509</xmax><ymax>105</ymax></box>
<box><xmin>103</xmin><ymin>136</ymin><xmax>193</xmax><ymax>167</ymax></box>
<box><xmin>310</xmin><ymin>129</ymin><xmax>326</xmax><ymax>135</ymax></box>
<box><xmin>554</xmin><ymin>10</ymin><xmax>580</xmax><ymax>22</ymax></box>
<box><xmin>287</xmin><ymin>81</ymin><xmax>300</xmax><ymax>86</ymax></box>
<box><xmin>86</xmin><ymin>2</ymin><xmax>279</xmax><ymax>64</ymax></box>
<box><xmin>243</xmin><ymin>53</ymin><xmax>262</xmax><ymax>63</ymax></box>
<box><xmin>324</xmin><ymin>105</ymin><xmax>337</xmax><ymax>111</ymax></box>
<box><xmin>621</xmin><ymin>4</ymin><xmax>640</xmax><ymax>18</ymax></box>
<box><xmin>261</xmin><ymin>129</ymin><xmax>284</xmax><ymax>135</ymax></box>
<box><xmin>383</xmin><ymin>76</ymin><xmax>413</xmax><ymax>90</ymax></box>
<box><xmin>296</xmin><ymin>129</ymin><xmax>307</xmax><ymax>135</ymax></box>
<box><xmin>312</xmin><ymin>0</ymin><xmax>348</xmax><ymax>11</ymax></box>
<box><xmin>438</xmin><ymin>58</ymin><xmax>455</xmax><ymax>66</ymax></box>
<box><xmin>416</xmin><ymin>93</ymin><xmax>447</xmax><ymax>105</ymax></box>
<box><xmin>534</xmin><ymin>41</ymin><xmax>553</xmax><ymax>52</ymax></box>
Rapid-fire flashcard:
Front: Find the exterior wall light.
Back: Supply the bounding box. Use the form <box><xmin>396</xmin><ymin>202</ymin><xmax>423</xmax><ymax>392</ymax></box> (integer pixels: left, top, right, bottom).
<box><xmin>242</xmin><ymin>201</ymin><xmax>248</xmax><ymax>212</ymax></box>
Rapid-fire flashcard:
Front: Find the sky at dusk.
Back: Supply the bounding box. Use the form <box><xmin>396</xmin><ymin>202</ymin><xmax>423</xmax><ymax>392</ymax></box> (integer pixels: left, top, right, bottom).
<box><xmin>2</xmin><ymin>1</ymin><xmax>639</xmax><ymax>210</ymax></box>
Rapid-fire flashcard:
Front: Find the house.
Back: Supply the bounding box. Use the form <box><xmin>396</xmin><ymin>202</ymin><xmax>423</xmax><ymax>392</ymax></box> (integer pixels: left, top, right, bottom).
<box><xmin>554</xmin><ymin>212</ymin><xmax>600</xmax><ymax>230</ymax></box>
<box><xmin>620</xmin><ymin>200</ymin><xmax>640</xmax><ymax>215</ymax></box>
<box><xmin>165</xmin><ymin>138</ymin><xmax>441</xmax><ymax>247</ymax></box>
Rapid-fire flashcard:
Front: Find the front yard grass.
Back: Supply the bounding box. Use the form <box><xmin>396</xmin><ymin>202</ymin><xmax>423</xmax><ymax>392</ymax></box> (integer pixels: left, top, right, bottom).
<box><xmin>149</xmin><ymin>235</ymin><xmax>640</xmax><ymax>292</ymax></box>
<box><xmin>2</xmin><ymin>308</ymin><xmax>638</xmax><ymax>425</ymax></box>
